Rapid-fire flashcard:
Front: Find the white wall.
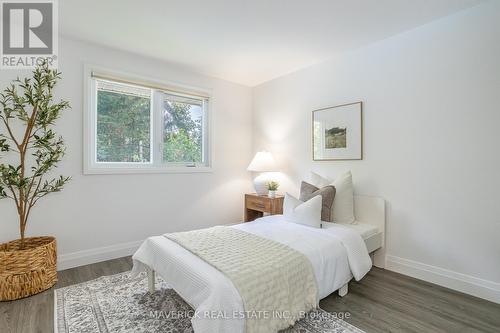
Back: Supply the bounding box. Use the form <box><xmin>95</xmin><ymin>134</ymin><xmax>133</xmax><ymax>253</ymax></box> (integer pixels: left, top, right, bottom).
<box><xmin>253</xmin><ymin>2</ymin><xmax>500</xmax><ymax>302</ymax></box>
<box><xmin>0</xmin><ymin>38</ymin><xmax>254</xmax><ymax>268</ymax></box>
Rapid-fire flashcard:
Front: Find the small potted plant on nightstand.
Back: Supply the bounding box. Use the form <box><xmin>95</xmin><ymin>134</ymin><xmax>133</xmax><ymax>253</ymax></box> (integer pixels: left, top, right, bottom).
<box><xmin>0</xmin><ymin>62</ymin><xmax>71</xmax><ymax>301</ymax></box>
<box><xmin>267</xmin><ymin>181</ymin><xmax>279</xmax><ymax>198</ymax></box>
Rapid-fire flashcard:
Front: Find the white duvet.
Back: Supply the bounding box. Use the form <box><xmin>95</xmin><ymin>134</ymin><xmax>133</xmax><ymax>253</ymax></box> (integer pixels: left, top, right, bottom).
<box><xmin>132</xmin><ymin>215</ymin><xmax>372</xmax><ymax>333</ymax></box>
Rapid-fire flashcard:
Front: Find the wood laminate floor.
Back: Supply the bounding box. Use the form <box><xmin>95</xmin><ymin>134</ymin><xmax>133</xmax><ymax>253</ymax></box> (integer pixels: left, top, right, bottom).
<box><xmin>1</xmin><ymin>257</ymin><xmax>499</xmax><ymax>333</ymax></box>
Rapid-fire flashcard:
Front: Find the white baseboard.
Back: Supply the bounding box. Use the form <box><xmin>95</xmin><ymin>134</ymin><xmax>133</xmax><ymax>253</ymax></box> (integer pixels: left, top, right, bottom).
<box><xmin>57</xmin><ymin>240</ymin><xmax>143</xmax><ymax>271</ymax></box>
<box><xmin>386</xmin><ymin>255</ymin><xmax>500</xmax><ymax>304</ymax></box>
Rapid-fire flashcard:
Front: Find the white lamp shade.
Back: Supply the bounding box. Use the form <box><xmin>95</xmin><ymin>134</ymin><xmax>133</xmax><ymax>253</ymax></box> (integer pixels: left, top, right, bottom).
<box><xmin>247</xmin><ymin>151</ymin><xmax>277</xmax><ymax>172</ymax></box>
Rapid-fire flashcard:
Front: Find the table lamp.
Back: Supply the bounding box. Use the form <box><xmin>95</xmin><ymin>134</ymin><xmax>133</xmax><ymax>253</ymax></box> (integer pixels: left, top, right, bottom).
<box><xmin>247</xmin><ymin>151</ymin><xmax>278</xmax><ymax>196</ymax></box>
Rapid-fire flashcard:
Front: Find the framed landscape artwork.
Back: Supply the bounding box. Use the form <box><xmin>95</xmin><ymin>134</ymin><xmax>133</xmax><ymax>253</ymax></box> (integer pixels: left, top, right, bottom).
<box><xmin>312</xmin><ymin>102</ymin><xmax>363</xmax><ymax>160</ymax></box>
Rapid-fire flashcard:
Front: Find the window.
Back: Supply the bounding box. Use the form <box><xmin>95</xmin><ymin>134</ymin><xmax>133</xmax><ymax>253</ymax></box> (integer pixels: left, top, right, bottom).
<box><xmin>160</xmin><ymin>92</ymin><xmax>206</xmax><ymax>165</ymax></box>
<box><xmin>96</xmin><ymin>80</ymin><xmax>152</xmax><ymax>163</ymax></box>
<box><xmin>85</xmin><ymin>69</ymin><xmax>211</xmax><ymax>174</ymax></box>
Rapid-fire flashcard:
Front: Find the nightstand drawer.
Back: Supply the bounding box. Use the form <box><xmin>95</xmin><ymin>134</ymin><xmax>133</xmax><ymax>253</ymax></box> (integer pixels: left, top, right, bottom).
<box><xmin>244</xmin><ymin>193</ymin><xmax>283</xmax><ymax>222</ymax></box>
<box><xmin>246</xmin><ymin>195</ymin><xmax>271</xmax><ymax>212</ymax></box>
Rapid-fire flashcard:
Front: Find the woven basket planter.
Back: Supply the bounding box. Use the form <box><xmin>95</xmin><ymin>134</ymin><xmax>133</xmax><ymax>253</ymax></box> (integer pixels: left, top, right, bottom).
<box><xmin>0</xmin><ymin>236</ymin><xmax>57</xmax><ymax>301</ymax></box>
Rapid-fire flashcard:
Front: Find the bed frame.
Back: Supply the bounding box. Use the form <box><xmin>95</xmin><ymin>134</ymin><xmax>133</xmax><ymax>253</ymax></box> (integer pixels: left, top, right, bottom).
<box><xmin>148</xmin><ymin>195</ymin><xmax>386</xmax><ymax>298</ymax></box>
<box><xmin>338</xmin><ymin>195</ymin><xmax>386</xmax><ymax>297</ymax></box>
<box><xmin>355</xmin><ymin>195</ymin><xmax>386</xmax><ymax>268</ymax></box>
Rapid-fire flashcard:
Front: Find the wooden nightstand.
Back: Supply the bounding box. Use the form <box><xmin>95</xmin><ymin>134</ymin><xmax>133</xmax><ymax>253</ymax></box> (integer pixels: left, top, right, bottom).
<box><xmin>244</xmin><ymin>193</ymin><xmax>284</xmax><ymax>222</ymax></box>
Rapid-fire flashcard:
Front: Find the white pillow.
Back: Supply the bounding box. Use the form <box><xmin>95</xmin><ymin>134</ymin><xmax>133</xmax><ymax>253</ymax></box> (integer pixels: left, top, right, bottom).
<box><xmin>310</xmin><ymin>171</ymin><xmax>355</xmax><ymax>224</ymax></box>
<box><xmin>283</xmin><ymin>193</ymin><xmax>322</xmax><ymax>228</ymax></box>
<box><xmin>310</xmin><ymin>171</ymin><xmax>331</xmax><ymax>188</ymax></box>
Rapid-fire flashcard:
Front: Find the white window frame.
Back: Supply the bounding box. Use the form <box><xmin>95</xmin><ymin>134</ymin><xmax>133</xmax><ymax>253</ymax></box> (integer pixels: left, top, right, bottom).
<box><xmin>83</xmin><ymin>65</ymin><xmax>213</xmax><ymax>174</ymax></box>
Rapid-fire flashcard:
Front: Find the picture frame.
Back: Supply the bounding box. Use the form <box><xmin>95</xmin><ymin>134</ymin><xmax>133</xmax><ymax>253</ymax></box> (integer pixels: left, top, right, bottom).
<box><xmin>312</xmin><ymin>101</ymin><xmax>363</xmax><ymax>161</ymax></box>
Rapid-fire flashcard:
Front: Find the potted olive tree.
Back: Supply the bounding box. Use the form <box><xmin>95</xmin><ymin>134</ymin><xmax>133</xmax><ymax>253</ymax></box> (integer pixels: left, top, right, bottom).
<box><xmin>0</xmin><ymin>62</ymin><xmax>70</xmax><ymax>301</ymax></box>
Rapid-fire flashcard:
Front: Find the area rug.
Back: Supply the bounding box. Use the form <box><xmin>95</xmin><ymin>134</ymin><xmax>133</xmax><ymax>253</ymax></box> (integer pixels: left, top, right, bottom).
<box><xmin>55</xmin><ymin>271</ymin><xmax>365</xmax><ymax>333</ymax></box>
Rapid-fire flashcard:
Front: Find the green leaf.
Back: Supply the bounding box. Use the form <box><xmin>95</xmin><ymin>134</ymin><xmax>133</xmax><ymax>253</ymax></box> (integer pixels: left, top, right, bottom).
<box><xmin>0</xmin><ymin>137</ymin><xmax>9</xmax><ymax>152</ymax></box>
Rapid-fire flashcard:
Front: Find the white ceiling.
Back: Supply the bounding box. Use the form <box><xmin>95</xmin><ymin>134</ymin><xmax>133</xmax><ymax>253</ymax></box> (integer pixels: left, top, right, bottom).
<box><xmin>60</xmin><ymin>0</ymin><xmax>484</xmax><ymax>86</ymax></box>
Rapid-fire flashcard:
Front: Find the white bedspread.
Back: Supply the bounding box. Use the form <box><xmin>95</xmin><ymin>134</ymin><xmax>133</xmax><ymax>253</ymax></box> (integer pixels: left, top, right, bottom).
<box><xmin>132</xmin><ymin>215</ymin><xmax>371</xmax><ymax>333</ymax></box>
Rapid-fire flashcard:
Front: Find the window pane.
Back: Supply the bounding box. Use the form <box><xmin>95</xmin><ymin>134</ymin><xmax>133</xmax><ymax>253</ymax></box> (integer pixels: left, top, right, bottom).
<box><xmin>162</xmin><ymin>93</ymin><xmax>204</xmax><ymax>164</ymax></box>
<box><xmin>96</xmin><ymin>80</ymin><xmax>151</xmax><ymax>163</ymax></box>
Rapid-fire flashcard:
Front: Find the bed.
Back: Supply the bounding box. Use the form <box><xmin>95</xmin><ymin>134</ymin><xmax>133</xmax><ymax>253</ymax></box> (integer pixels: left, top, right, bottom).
<box><xmin>132</xmin><ymin>195</ymin><xmax>385</xmax><ymax>333</ymax></box>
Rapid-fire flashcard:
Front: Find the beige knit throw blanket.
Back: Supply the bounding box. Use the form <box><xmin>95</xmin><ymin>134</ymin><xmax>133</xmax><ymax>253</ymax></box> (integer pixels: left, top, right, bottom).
<box><xmin>164</xmin><ymin>226</ymin><xmax>318</xmax><ymax>333</ymax></box>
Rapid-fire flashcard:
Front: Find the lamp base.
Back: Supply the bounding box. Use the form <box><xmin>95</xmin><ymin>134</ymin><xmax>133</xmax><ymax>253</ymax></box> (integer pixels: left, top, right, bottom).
<box><xmin>253</xmin><ymin>174</ymin><xmax>271</xmax><ymax>196</ymax></box>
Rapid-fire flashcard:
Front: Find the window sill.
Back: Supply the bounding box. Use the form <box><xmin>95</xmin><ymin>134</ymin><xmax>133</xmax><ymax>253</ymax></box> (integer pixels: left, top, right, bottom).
<box><xmin>83</xmin><ymin>166</ymin><xmax>213</xmax><ymax>175</ymax></box>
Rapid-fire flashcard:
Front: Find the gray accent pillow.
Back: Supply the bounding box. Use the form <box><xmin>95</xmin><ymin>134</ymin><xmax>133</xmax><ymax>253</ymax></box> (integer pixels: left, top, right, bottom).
<box><xmin>299</xmin><ymin>181</ymin><xmax>336</xmax><ymax>222</ymax></box>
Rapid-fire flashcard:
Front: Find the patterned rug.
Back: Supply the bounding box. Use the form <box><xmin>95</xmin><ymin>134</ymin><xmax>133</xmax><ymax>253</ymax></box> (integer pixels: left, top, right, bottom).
<box><xmin>55</xmin><ymin>271</ymin><xmax>365</xmax><ymax>333</ymax></box>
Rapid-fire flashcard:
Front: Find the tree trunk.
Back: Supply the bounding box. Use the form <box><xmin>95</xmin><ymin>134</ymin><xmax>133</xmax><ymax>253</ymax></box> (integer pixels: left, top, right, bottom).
<box><xmin>19</xmin><ymin>214</ymin><xmax>26</xmax><ymax>248</ymax></box>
